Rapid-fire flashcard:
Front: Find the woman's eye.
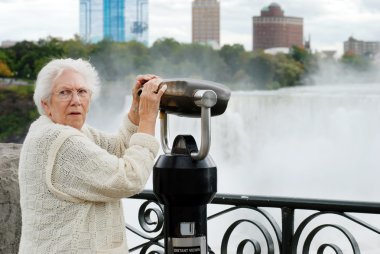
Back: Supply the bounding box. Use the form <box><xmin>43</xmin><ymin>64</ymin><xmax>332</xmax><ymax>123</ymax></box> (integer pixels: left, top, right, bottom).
<box><xmin>59</xmin><ymin>90</ymin><xmax>71</xmax><ymax>96</ymax></box>
<box><xmin>78</xmin><ymin>89</ymin><xmax>88</xmax><ymax>95</ymax></box>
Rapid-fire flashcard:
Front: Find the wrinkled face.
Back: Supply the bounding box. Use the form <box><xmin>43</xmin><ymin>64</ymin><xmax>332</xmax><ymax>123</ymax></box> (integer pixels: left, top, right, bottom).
<box><xmin>42</xmin><ymin>69</ymin><xmax>91</xmax><ymax>130</ymax></box>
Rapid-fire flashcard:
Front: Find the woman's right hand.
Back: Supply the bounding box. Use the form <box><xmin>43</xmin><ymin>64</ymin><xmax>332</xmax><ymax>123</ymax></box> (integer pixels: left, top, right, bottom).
<box><xmin>128</xmin><ymin>74</ymin><xmax>158</xmax><ymax>125</ymax></box>
<box><xmin>137</xmin><ymin>77</ymin><xmax>167</xmax><ymax>135</ymax></box>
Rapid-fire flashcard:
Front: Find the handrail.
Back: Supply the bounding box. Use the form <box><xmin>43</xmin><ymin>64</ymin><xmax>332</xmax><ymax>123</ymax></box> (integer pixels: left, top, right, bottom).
<box><xmin>130</xmin><ymin>190</ymin><xmax>380</xmax><ymax>213</ymax></box>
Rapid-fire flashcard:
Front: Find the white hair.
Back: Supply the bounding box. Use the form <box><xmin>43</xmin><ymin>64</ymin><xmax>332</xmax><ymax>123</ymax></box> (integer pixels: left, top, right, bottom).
<box><xmin>33</xmin><ymin>58</ymin><xmax>100</xmax><ymax>115</ymax></box>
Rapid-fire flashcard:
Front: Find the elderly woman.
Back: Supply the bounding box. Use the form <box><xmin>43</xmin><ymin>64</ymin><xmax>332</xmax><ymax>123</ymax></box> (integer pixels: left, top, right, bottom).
<box><xmin>18</xmin><ymin>58</ymin><xmax>166</xmax><ymax>253</ymax></box>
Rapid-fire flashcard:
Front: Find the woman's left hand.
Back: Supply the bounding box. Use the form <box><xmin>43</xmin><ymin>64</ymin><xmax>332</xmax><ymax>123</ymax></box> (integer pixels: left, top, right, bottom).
<box><xmin>128</xmin><ymin>74</ymin><xmax>159</xmax><ymax>125</ymax></box>
<box><xmin>137</xmin><ymin>77</ymin><xmax>167</xmax><ymax>135</ymax></box>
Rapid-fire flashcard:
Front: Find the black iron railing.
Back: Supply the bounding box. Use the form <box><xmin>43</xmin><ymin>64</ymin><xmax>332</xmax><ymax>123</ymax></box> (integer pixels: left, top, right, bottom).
<box><xmin>125</xmin><ymin>190</ymin><xmax>380</xmax><ymax>253</ymax></box>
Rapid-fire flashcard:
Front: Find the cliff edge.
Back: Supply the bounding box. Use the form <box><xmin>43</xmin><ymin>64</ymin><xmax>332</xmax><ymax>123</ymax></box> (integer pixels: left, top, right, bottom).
<box><xmin>0</xmin><ymin>143</ymin><xmax>22</xmax><ymax>254</ymax></box>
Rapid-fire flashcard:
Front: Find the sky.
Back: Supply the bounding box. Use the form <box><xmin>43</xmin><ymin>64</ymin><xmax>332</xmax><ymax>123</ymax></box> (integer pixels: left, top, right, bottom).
<box><xmin>0</xmin><ymin>0</ymin><xmax>380</xmax><ymax>54</ymax></box>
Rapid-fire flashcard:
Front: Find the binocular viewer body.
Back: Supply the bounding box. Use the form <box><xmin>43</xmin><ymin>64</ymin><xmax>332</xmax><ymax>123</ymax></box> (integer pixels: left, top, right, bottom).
<box><xmin>140</xmin><ymin>78</ymin><xmax>231</xmax><ymax>117</ymax></box>
<box><xmin>153</xmin><ymin>78</ymin><xmax>230</xmax><ymax>253</ymax></box>
<box><xmin>157</xmin><ymin>78</ymin><xmax>231</xmax><ymax>160</ymax></box>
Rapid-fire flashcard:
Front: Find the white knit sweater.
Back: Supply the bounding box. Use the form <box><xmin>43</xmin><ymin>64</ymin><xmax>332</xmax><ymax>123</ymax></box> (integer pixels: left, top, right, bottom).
<box><xmin>18</xmin><ymin>115</ymin><xmax>159</xmax><ymax>254</ymax></box>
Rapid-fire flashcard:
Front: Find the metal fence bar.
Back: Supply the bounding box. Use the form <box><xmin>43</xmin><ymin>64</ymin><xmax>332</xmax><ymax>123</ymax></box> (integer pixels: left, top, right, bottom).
<box><xmin>281</xmin><ymin>207</ymin><xmax>294</xmax><ymax>254</ymax></box>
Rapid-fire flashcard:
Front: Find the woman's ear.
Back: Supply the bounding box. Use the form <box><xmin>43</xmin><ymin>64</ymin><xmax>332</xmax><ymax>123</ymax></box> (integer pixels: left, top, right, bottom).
<box><xmin>41</xmin><ymin>100</ymin><xmax>51</xmax><ymax>116</ymax></box>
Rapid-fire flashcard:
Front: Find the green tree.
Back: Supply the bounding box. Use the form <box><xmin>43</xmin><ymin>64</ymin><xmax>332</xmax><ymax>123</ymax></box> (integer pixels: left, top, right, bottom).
<box><xmin>0</xmin><ymin>50</ymin><xmax>13</xmax><ymax>77</ymax></box>
<box><xmin>245</xmin><ymin>51</ymin><xmax>275</xmax><ymax>89</ymax></box>
<box><xmin>6</xmin><ymin>37</ymin><xmax>64</xmax><ymax>79</ymax></box>
<box><xmin>0</xmin><ymin>85</ymin><xmax>38</xmax><ymax>143</ymax></box>
<box><xmin>62</xmin><ymin>35</ymin><xmax>91</xmax><ymax>59</ymax></box>
<box><xmin>273</xmin><ymin>54</ymin><xmax>303</xmax><ymax>88</ymax></box>
<box><xmin>340</xmin><ymin>52</ymin><xmax>371</xmax><ymax>71</ymax></box>
<box><xmin>289</xmin><ymin>46</ymin><xmax>309</xmax><ymax>64</ymax></box>
<box><xmin>0</xmin><ymin>61</ymin><xmax>13</xmax><ymax>77</ymax></box>
<box><xmin>219</xmin><ymin>44</ymin><xmax>245</xmax><ymax>78</ymax></box>
<box><xmin>149</xmin><ymin>38</ymin><xmax>182</xmax><ymax>77</ymax></box>
<box><xmin>289</xmin><ymin>45</ymin><xmax>318</xmax><ymax>81</ymax></box>
<box><xmin>124</xmin><ymin>40</ymin><xmax>150</xmax><ymax>72</ymax></box>
<box><xmin>171</xmin><ymin>43</ymin><xmax>227</xmax><ymax>81</ymax></box>
<box><xmin>89</xmin><ymin>40</ymin><xmax>150</xmax><ymax>82</ymax></box>
<box><xmin>150</xmin><ymin>38</ymin><xmax>181</xmax><ymax>59</ymax></box>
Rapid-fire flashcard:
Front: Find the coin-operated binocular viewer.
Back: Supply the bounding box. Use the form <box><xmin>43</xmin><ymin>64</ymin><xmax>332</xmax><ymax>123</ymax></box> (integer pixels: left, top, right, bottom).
<box><xmin>153</xmin><ymin>78</ymin><xmax>231</xmax><ymax>254</ymax></box>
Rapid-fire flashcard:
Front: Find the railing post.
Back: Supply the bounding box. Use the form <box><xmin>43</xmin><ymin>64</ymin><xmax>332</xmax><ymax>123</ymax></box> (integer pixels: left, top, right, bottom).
<box><xmin>281</xmin><ymin>207</ymin><xmax>294</xmax><ymax>254</ymax></box>
<box><xmin>153</xmin><ymin>137</ymin><xmax>216</xmax><ymax>253</ymax></box>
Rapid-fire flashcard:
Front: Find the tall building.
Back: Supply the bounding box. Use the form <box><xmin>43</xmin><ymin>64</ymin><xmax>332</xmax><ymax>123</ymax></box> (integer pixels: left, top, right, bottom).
<box><xmin>125</xmin><ymin>0</ymin><xmax>148</xmax><ymax>45</ymax></box>
<box><xmin>192</xmin><ymin>0</ymin><xmax>220</xmax><ymax>49</ymax></box>
<box><xmin>344</xmin><ymin>36</ymin><xmax>380</xmax><ymax>57</ymax></box>
<box><xmin>103</xmin><ymin>0</ymin><xmax>125</xmax><ymax>41</ymax></box>
<box><xmin>79</xmin><ymin>0</ymin><xmax>149</xmax><ymax>45</ymax></box>
<box><xmin>80</xmin><ymin>0</ymin><xmax>104</xmax><ymax>43</ymax></box>
<box><xmin>252</xmin><ymin>3</ymin><xmax>303</xmax><ymax>51</ymax></box>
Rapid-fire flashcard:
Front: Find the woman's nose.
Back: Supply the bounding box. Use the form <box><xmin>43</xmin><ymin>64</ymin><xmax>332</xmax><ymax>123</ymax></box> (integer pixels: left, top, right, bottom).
<box><xmin>70</xmin><ymin>92</ymin><xmax>82</xmax><ymax>104</ymax></box>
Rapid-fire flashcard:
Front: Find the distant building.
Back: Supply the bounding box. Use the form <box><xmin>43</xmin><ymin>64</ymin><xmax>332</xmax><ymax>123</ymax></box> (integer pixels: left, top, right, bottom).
<box><xmin>192</xmin><ymin>0</ymin><xmax>220</xmax><ymax>49</ymax></box>
<box><xmin>79</xmin><ymin>0</ymin><xmax>149</xmax><ymax>45</ymax></box>
<box><xmin>252</xmin><ymin>3</ymin><xmax>303</xmax><ymax>51</ymax></box>
<box><xmin>321</xmin><ymin>50</ymin><xmax>336</xmax><ymax>59</ymax></box>
<box><xmin>304</xmin><ymin>35</ymin><xmax>311</xmax><ymax>52</ymax></box>
<box><xmin>344</xmin><ymin>36</ymin><xmax>380</xmax><ymax>57</ymax></box>
<box><xmin>264</xmin><ymin>47</ymin><xmax>290</xmax><ymax>55</ymax></box>
<box><xmin>0</xmin><ymin>40</ymin><xmax>17</xmax><ymax>48</ymax></box>
<box><xmin>103</xmin><ymin>0</ymin><xmax>126</xmax><ymax>41</ymax></box>
<box><xmin>80</xmin><ymin>0</ymin><xmax>105</xmax><ymax>43</ymax></box>
<box><xmin>125</xmin><ymin>0</ymin><xmax>148</xmax><ymax>45</ymax></box>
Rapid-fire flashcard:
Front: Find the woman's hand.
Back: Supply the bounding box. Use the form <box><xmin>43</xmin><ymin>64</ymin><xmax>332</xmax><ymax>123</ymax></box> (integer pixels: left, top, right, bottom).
<box><xmin>137</xmin><ymin>77</ymin><xmax>167</xmax><ymax>136</ymax></box>
<box><xmin>128</xmin><ymin>74</ymin><xmax>159</xmax><ymax>125</ymax></box>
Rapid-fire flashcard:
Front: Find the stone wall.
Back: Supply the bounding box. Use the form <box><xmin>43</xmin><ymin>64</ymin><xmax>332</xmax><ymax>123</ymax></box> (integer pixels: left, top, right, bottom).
<box><xmin>0</xmin><ymin>143</ymin><xmax>22</xmax><ymax>254</ymax></box>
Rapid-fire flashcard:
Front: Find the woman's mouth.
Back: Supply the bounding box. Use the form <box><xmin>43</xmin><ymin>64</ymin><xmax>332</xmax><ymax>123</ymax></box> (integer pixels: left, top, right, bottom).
<box><xmin>69</xmin><ymin>112</ymin><xmax>81</xmax><ymax>115</ymax></box>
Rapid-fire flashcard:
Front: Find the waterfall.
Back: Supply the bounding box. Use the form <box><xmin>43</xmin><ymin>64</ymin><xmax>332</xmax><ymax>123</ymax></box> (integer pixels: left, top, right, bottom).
<box><xmin>209</xmin><ymin>84</ymin><xmax>380</xmax><ymax>201</ymax></box>
<box><xmin>89</xmin><ymin>84</ymin><xmax>380</xmax><ymax>200</ymax></box>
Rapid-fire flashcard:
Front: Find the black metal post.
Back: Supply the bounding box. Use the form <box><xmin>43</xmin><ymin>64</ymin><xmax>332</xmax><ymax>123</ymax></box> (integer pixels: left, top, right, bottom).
<box><xmin>153</xmin><ymin>135</ymin><xmax>217</xmax><ymax>254</ymax></box>
<box><xmin>281</xmin><ymin>207</ymin><xmax>294</xmax><ymax>254</ymax></box>
<box><xmin>151</xmin><ymin>81</ymin><xmax>230</xmax><ymax>253</ymax></box>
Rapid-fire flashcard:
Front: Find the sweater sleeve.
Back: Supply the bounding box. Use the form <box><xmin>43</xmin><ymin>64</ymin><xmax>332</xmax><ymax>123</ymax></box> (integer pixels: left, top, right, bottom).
<box><xmin>48</xmin><ymin>131</ymin><xmax>159</xmax><ymax>203</ymax></box>
<box><xmin>81</xmin><ymin>114</ymin><xmax>138</xmax><ymax>157</ymax></box>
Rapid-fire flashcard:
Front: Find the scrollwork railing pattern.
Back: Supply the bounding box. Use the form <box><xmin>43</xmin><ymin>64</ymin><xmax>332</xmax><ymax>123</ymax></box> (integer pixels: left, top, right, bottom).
<box><xmin>126</xmin><ymin>199</ymin><xmax>165</xmax><ymax>253</ymax></box>
<box><xmin>126</xmin><ymin>190</ymin><xmax>380</xmax><ymax>253</ymax></box>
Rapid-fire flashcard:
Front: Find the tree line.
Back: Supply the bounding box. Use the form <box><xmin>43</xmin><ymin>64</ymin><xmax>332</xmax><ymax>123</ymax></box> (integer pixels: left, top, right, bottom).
<box><xmin>0</xmin><ymin>36</ymin><xmax>376</xmax><ymax>90</ymax></box>
<box><xmin>0</xmin><ymin>36</ymin><xmax>377</xmax><ymax>143</ymax></box>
